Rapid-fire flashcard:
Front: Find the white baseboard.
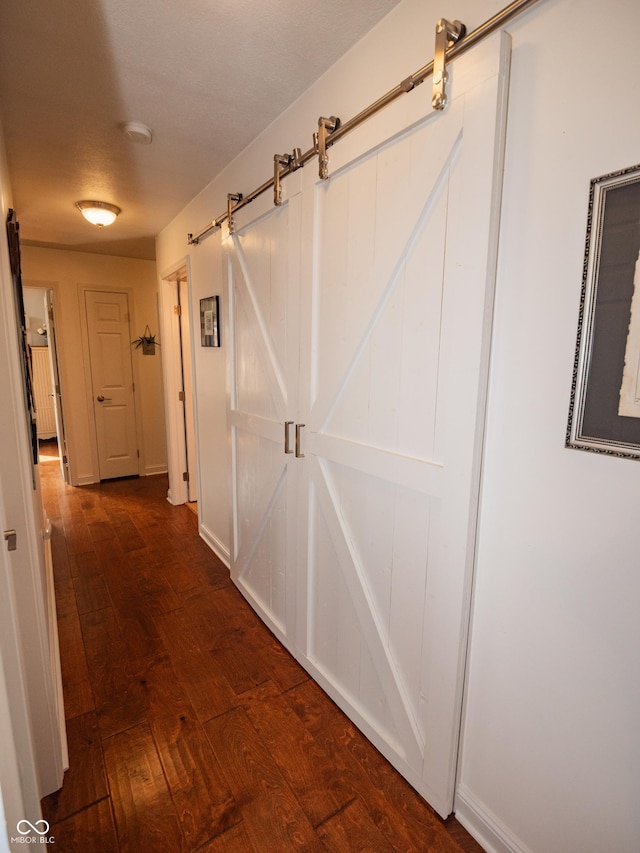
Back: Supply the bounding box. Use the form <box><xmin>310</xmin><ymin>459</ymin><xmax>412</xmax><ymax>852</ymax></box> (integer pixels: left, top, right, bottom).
<box><xmin>76</xmin><ymin>474</ymin><xmax>97</xmax><ymax>486</ymax></box>
<box><xmin>199</xmin><ymin>522</ymin><xmax>230</xmax><ymax>568</ymax></box>
<box><xmin>143</xmin><ymin>464</ymin><xmax>168</xmax><ymax>477</ymax></box>
<box><xmin>74</xmin><ymin>466</ymin><xmax>167</xmax><ymax>484</ymax></box>
<box><xmin>454</xmin><ymin>785</ymin><xmax>531</xmax><ymax>853</ymax></box>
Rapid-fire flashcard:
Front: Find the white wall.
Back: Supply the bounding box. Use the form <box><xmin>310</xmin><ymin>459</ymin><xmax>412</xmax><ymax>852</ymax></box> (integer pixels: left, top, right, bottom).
<box><xmin>156</xmin><ymin>247</ymin><xmax>229</xmax><ymax>561</ymax></box>
<box><xmin>457</xmin><ymin>1</ymin><xmax>640</xmax><ymax>851</ymax></box>
<box><xmin>157</xmin><ymin>1</ymin><xmax>640</xmax><ymax>850</ymax></box>
<box><xmin>21</xmin><ymin>247</ymin><xmax>167</xmax><ymax>484</ymax></box>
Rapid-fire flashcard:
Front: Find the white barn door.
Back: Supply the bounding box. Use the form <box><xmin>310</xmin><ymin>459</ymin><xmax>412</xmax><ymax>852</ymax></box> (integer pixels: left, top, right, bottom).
<box><xmin>228</xmin><ymin>32</ymin><xmax>510</xmax><ymax>818</ymax></box>
<box><xmin>227</xmin><ymin>185</ymin><xmax>302</xmax><ymax>642</ymax></box>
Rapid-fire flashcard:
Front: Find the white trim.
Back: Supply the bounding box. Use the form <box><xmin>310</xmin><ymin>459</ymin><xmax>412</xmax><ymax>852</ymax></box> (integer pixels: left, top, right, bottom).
<box><xmin>455</xmin><ymin>785</ymin><xmax>531</xmax><ymax>853</ymax></box>
<box><xmin>143</xmin><ymin>464</ymin><xmax>168</xmax><ymax>477</ymax></box>
<box><xmin>0</xmin><ymin>783</ymin><xmax>10</xmax><ymax>853</ymax></box>
<box><xmin>158</xmin><ymin>257</ymin><xmax>191</xmax><ymax>506</ymax></box>
<box><xmin>76</xmin><ymin>474</ymin><xmax>98</xmax><ymax>486</ymax></box>
<box><xmin>43</xmin><ymin>529</ymin><xmax>68</xmax><ymax>773</ymax></box>
<box><xmin>199</xmin><ymin>521</ymin><xmax>230</xmax><ymax>568</ymax></box>
<box><xmin>0</xmin><ymin>655</ymin><xmax>24</xmax><ymax>853</ymax></box>
<box><xmin>0</xmin><ymin>541</ymin><xmax>30</xmax><ymax>848</ymax></box>
<box><xmin>22</xmin><ymin>280</ymin><xmax>70</xmax><ymax>485</ymax></box>
<box><xmin>181</xmin><ymin>277</ymin><xmax>200</xmax><ymax>502</ymax></box>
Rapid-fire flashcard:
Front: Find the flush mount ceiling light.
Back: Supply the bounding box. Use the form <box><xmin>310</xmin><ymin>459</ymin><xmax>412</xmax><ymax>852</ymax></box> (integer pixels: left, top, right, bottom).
<box><xmin>75</xmin><ymin>200</ymin><xmax>121</xmax><ymax>227</ymax></box>
<box><xmin>120</xmin><ymin>121</ymin><xmax>153</xmax><ymax>145</ymax></box>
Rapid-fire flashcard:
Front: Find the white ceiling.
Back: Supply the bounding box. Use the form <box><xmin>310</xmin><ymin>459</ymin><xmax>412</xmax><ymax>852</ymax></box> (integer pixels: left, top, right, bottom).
<box><xmin>0</xmin><ymin>0</ymin><xmax>401</xmax><ymax>260</ymax></box>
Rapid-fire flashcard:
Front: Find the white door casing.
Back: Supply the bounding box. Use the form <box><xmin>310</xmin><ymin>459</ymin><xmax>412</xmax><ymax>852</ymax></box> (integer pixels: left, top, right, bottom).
<box><xmin>227</xmin><ymin>32</ymin><xmax>510</xmax><ymax>817</ymax></box>
<box><xmin>84</xmin><ymin>290</ymin><xmax>139</xmax><ymax>480</ymax></box>
<box><xmin>160</xmin><ymin>264</ymin><xmax>190</xmax><ymax>506</ymax></box>
<box><xmin>46</xmin><ymin>291</ymin><xmax>70</xmax><ymax>483</ymax></box>
<box><xmin>178</xmin><ymin>279</ymin><xmax>198</xmax><ymax>502</ymax></box>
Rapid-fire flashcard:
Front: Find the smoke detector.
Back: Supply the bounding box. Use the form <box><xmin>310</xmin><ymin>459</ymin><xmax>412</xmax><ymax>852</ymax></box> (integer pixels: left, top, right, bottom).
<box><xmin>121</xmin><ymin>121</ymin><xmax>153</xmax><ymax>145</ymax></box>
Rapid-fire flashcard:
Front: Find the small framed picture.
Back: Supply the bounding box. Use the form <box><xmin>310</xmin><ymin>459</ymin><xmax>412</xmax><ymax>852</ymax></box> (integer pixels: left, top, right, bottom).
<box><xmin>200</xmin><ymin>295</ymin><xmax>220</xmax><ymax>347</ymax></box>
<box><xmin>566</xmin><ymin>162</ymin><xmax>640</xmax><ymax>459</ymax></box>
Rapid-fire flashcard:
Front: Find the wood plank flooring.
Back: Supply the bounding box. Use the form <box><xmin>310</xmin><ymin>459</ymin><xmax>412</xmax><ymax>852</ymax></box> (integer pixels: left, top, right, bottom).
<box><xmin>39</xmin><ymin>453</ymin><xmax>483</xmax><ymax>852</ymax></box>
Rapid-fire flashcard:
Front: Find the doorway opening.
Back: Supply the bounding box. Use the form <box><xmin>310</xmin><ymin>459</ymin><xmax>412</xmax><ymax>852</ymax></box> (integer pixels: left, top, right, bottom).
<box><xmin>162</xmin><ymin>263</ymin><xmax>198</xmax><ymax>509</ymax></box>
<box><xmin>23</xmin><ymin>284</ymin><xmax>70</xmax><ymax>484</ymax></box>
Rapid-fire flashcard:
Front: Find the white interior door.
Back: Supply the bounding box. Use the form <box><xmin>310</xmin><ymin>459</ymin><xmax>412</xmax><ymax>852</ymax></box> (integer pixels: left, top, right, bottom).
<box><xmin>228</xmin><ymin>32</ymin><xmax>510</xmax><ymax>818</ymax></box>
<box><xmin>85</xmin><ymin>290</ymin><xmax>139</xmax><ymax>480</ymax></box>
<box><xmin>227</xmin><ymin>184</ymin><xmax>302</xmax><ymax>642</ymax></box>
<box><xmin>30</xmin><ymin>347</ymin><xmax>56</xmax><ymax>439</ymax></box>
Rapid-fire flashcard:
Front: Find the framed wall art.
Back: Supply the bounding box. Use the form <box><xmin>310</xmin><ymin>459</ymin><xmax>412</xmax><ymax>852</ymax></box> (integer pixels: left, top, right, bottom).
<box><xmin>200</xmin><ymin>295</ymin><xmax>220</xmax><ymax>347</ymax></box>
<box><xmin>566</xmin><ymin>162</ymin><xmax>640</xmax><ymax>459</ymax></box>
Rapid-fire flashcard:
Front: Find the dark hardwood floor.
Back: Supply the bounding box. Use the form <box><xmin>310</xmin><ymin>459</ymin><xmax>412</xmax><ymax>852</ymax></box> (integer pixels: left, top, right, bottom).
<box><xmin>39</xmin><ymin>448</ymin><xmax>483</xmax><ymax>852</ymax></box>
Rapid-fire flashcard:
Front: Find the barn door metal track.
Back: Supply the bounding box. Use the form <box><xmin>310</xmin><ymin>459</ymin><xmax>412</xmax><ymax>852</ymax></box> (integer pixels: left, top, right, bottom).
<box><xmin>187</xmin><ymin>0</ymin><xmax>540</xmax><ymax>246</ymax></box>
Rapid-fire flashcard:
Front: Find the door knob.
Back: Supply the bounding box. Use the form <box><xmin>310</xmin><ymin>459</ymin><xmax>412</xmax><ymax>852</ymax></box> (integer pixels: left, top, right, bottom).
<box><xmin>96</xmin><ymin>395</ymin><xmax>112</xmax><ymax>402</ymax></box>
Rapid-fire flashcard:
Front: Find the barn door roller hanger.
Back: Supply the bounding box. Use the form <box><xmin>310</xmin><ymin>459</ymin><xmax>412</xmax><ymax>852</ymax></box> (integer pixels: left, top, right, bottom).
<box><xmin>432</xmin><ymin>19</ymin><xmax>466</xmax><ymax>110</ymax></box>
<box><xmin>187</xmin><ymin>0</ymin><xmax>540</xmax><ymax>246</ymax></box>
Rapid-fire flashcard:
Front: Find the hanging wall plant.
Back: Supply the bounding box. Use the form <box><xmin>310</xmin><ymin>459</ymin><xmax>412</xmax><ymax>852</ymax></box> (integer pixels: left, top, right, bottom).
<box><xmin>132</xmin><ymin>325</ymin><xmax>159</xmax><ymax>355</ymax></box>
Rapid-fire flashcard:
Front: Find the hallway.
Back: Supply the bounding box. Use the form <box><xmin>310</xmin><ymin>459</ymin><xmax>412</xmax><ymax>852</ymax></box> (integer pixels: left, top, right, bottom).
<box><xmin>39</xmin><ymin>452</ymin><xmax>481</xmax><ymax>852</ymax></box>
